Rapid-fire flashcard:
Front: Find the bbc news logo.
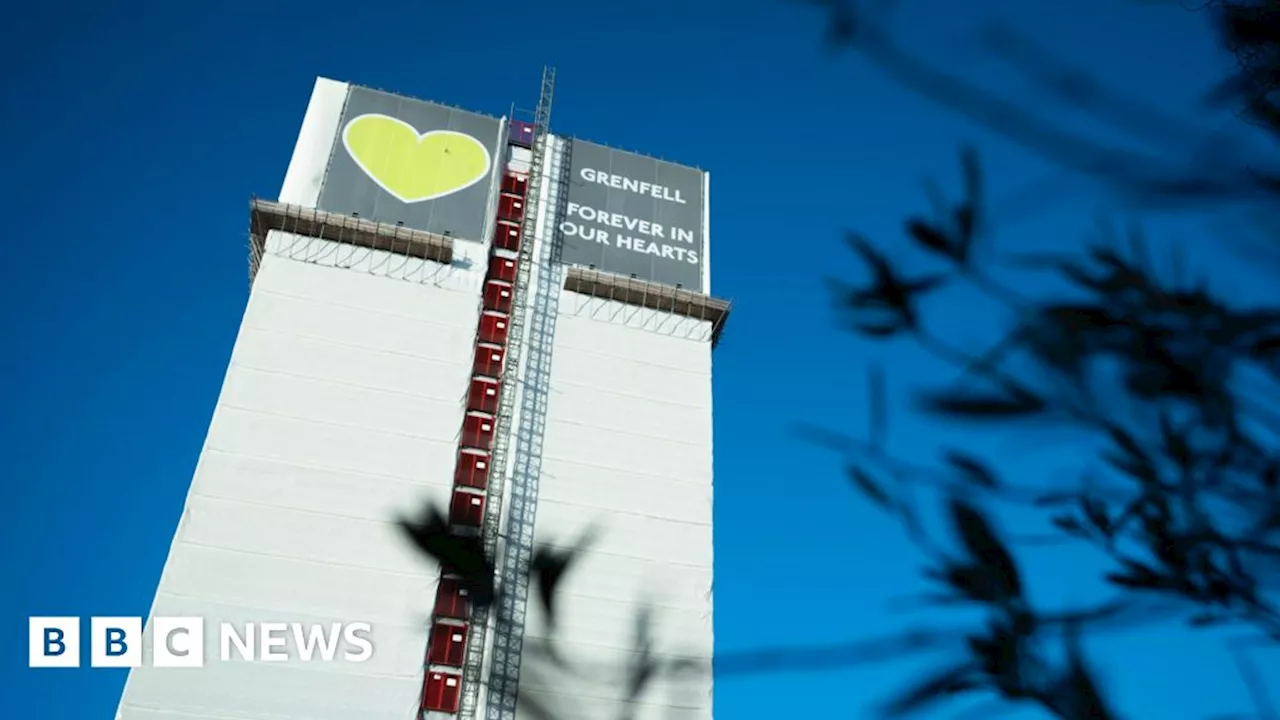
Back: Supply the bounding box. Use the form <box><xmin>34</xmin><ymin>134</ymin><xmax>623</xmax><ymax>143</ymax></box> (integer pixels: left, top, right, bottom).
<box><xmin>29</xmin><ymin>617</ymin><xmax>373</xmax><ymax>668</ymax></box>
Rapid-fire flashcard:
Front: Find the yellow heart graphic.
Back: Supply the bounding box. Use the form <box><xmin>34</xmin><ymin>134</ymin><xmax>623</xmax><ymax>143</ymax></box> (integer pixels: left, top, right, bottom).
<box><xmin>341</xmin><ymin>114</ymin><xmax>491</xmax><ymax>203</ymax></box>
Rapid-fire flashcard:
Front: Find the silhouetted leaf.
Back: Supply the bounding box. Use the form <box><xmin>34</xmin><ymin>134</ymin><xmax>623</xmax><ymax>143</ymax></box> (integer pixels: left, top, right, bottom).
<box><xmin>918</xmin><ymin>388</ymin><xmax>1046</xmax><ymax>419</ymax></box>
<box><xmin>937</xmin><ymin>563</ymin><xmax>1020</xmax><ymax>604</ymax></box>
<box><xmin>398</xmin><ymin>503</ymin><xmax>496</xmax><ymax>606</ymax></box>
<box><xmin>531</xmin><ymin>525</ymin><xmax>600</xmax><ymax>630</ymax></box>
<box><xmin>949</xmin><ymin>498</ymin><xmax>1022</xmax><ymax>601</ymax></box>
<box><xmin>882</xmin><ymin>663</ymin><xmax>979</xmax><ymax>717</ymax></box>
<box><xmin>956</xmin><ymin>146</ymin><xmax>982</xmax><ymax>260</ymax></box>
<box><xmin>1103</xmin><ymin>423</ymin><xmax>1146</xmax><ymax>461</ymax></box>
<box><xmin>1263</xmin><ymin>463</ymin><xmax>1279</xmax><ymax>490</ymax></box>
<box><xmin>968</xmin><ymin>622</ymin><xmax>1025</xmax><ymax>690</ymax></box>
<box><xmin>1060</xmin><ymin>620</ymin><xmax>1119</xmax><ymax>720</ymax></box>
<box><xmin>1105</xmin><ymin>559</ymin><xmax>1165</xmax><ymax>590</ymax></box>
<box><xmin>854</xmin><ymin>320</ymin><xmax>906</xmax><ymax>338</ymax></box>
<box><xmin>1188</xmin><ymin>613</ymin><xmax>1229</xmax><ymax>628</ymax></box>
<box><xmin>841</xmin><ymin>233</ymin><xmax>949</xmax><ymax>333</ymax></box>
<box><xmin>907</xmin><ymin>218</ymin><xmax>955</xmax><ymax>260</ymax></box>
<box><xmin>624</xmin><ymin>606</ymin><xmax>658</xmax><ymax>704</ymax></box>
<box><xmin>846</xmin><ymin>465</ymin><xmax>894</xmax><ymax>509</ymax></box>
<box><xmin>1159</xmin><ymin>412</ymin><xmax>1193</xmax><ymax>470</ymax></box>
<box><xmin>1101</xmin><ymin>449</ymin><xmax>1159</xmax><ymax>485</ymax></box>
<box><xmin>1081</xmin><ymin>497</ymin><xmax>1112</xmax><ymax>538</ymax></box>
<box><xmin>944</xmin><ymin>450</ymin><xmax>1001</xmax><ymax>489</ymax></box>
<box><xmin>846</xmin><ymin>232</ymin><xmax>894</xmax><ymax>280</ymax></box>
<box><xmin>1035</xmin><ymin>490</ymin><xmax>1079</xmax><ymax>507</ymax></box>
<box><xmin>1052</xmin><ymin>514</ymin><xmax>1087</xmax><ymax>536</ymax></box>
<box><xmin>1250</xmin><ymin>334</ymin><xmax>1280</xmax><ymax>360</ymax></box>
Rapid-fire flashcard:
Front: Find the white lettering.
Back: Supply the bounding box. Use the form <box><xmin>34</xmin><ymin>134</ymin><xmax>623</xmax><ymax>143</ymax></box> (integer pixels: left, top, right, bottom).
<box><xmin>214</xmin><ymin>622</ymin><xmax>374</xmax><ymax>663</ymax></box>
<box><xmin>259</xmin><ymin>623</ymin><xmax>289</xmax><ymax>662</ymax></box>
<box><xmin>343</xmin><ymin>623</ymin><xmax>373</xmax><ymax>662</ymax></box>
<box><xmin>578</xmin><ymin>167</ymin><xmax>686</xmax><ymax>204</ymax></box>
<box><xmin>220</xmin><ymin>623</ymin><xmax>254</xmax><ymax>661</ymax></box>
<box><xmin>291</xmin><ymin>623</ymin><xmax>342</xmax><ymax>662</ymax></box>
<box><xmin>561</xmin><ymin>220</ymin><xmax>611</xmax><ymax>245</ymax></box>
<box><xmin>608</xmin><ymin>236</ymin><xmax>699</xmax><ymax>265</ymax></box>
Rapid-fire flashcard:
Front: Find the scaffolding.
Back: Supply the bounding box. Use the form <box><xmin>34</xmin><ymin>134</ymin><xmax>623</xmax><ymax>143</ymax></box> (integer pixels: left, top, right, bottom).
<box><xmin>562</xmin><ymin>267</ymin><xmax>733</xmax><ymax>347</ymax></box>
<box><xmin>455</xmin><ymin>66</ymin><xmax>557</xmax><ymax>720</ymax></box>
<box><xmin>247</xmin><ymin>198</ymin><xmax>456</xmax><ymax>286</ymax></box>
<box><xmin>484</xmin><ymin>108</ymin><xmax>571</xmax><ymax>720</ymax></box>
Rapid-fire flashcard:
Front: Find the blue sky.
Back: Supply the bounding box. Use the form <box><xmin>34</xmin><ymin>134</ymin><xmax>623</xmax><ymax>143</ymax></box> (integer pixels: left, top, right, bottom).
<box><xmin>4</xmin><ymin>0</ymin><xmax>1278</xmax><ymax>718</ymax></box>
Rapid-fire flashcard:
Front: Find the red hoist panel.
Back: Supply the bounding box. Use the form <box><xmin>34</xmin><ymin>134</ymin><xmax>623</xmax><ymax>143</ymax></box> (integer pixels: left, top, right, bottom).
<box><xmin>460</xmin><ymin>413</ymin><xmax>495</xmax><ymax>450</ymax></box>
<box><xmin>450</xmin><ymin>489</ymin><xmax>485</xmax><ymax>527</ymax></box>
<box><xmin>487</xmin><ymin>253</ymin><xmax>518</xmax><ymax>284</ymax></box>
<box><xmin>483</xmin><ymin>281</ymin><xmax>514</xmax><ymax>315</ymax></box>
<box><xmin>423</xmin><ymin>145</ymin><xmax>531</xmax><ymax>719</ymax></box>
<box><xmin>428</xmin><ymin>621</ymin><xmax>468</xmax><ymax>667</ymax></box>
<box><xmin>493</xmin><ymin>221</ymin><xmax>521</xmax><ymax>252</ymax></box>
<box><xmin>453</xmin><ymin>450</ymin><xmax>490</xmax><ymax>490</ymax></box>
<box><xmin>497</xmin><ymin>193</ymin><xmax>525</xmax><ymax>223</ymax></box>
<box><xmin>435</xmin><ymin>576</ymin><xmax>472</xmax><ymax>620</ymax></box>
<box><xmin>472</xmin><ymin>343</ymin><xmax>505</xmax><ymax>378</ymax></box>
<box><xmin>501</xmin><ymin>171</ymin><xmax>528</xmax><ymax>197</ymax></box>
<box><xmin>467</xmin><ymin>377</ymin><xmax>500</xmax><ymax>415</ymax></box>
<box><xmin>477</xmin><ymin>312</ymin><xmax>509</xmax><ymax>345</ymax></box>
<box><xmin>422</xmin><ymin>672</ymin><xmax>461</xmax><ymax>713</ymax></box>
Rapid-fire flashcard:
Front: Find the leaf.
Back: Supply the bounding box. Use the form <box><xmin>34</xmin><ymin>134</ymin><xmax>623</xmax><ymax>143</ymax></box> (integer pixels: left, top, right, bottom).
<box><xmin>1159</xmin><ymin>412</ymin><xmax>1192</xmax><ymax>469</ymax></box>
<box><xmin>944</xmin><ymin>450</ymin><xmax>1000</xmax><ymax>489</ymax></box>
<box><xmin>530</xmin><ymin>525</ymin><xmax>600</xmax><ymax>630</ymax></box>
<box><xmin>907</xmin><ymin>218</ymin><xmax>955</xmax><ymax>259</ymax></box>
<box><xmin>1103</xmin><ymin>423</ymin><xmax>1146</xmax><ymax>461</ymax></box>
<box><xmin>949</xmin><ymin>498</ymin><xmax>1022</xmax><ymax>601</ymax></box>
<box><xmin>938</xmin><ymin>564</ymin><xmax>1009</xmax><ymax>604</ymax></box>
<box><xmin>881</xmin><ymin>663</ymin><xmax>979</xmax><ymax>717</ymax></box>
<box><xmin>854</xmin><ymin>320</ymin><xmax>905</xmax><ymax>338</ymax></box>
<box><xmin>1250</xmin><ymin>334</ymin><xmax>1280</xmax><ymax>359</ymax></box>
<box><xmin>1052</xmin><ymin>514</ymin><xmax>1086</xmax><ymax>535</ymax></box>
<box><xmin>957</xmin><ymin>146</ymin><xmax>982</xmax><ymax>259</ymax></box>
<box><xmin>846</xmin><ymin>465</ymin><xmax>894</xmax><ymax>509</ymax></box>
<box><xmin>1042</xmin><ymin>303</ymin><xmax>1124</xmax><ymax>333</ymax></box>
<box><xmin>624</xmin><ymin>606</ymin><xmax>658</xmax><ymax>702</ymax></box>
<box><xmin>1105</xmin><ymin>559</ymin><xmax>1165</xmax><ymax>590</ymax></box>
<box><xmin>1062</xmin><ymin>620</ymin><xmax>1119</xmax><ymax>720</ymax></box>
<box><xmin>954</xmin><ymin>206</ymin><xmax>975</xmax><ymax>249</ymax></box>
<box><xmin>918</xmin><ymin>388</ymin><xmax>1046</xmax><ymax>419</ymax></box>
<box><xmin>845</xmin><ymin>232</ymin><xmax>894</xmax><ymax>279</ymax></box>
<box><xmin>398</xmin><ymin>502</ymin><xmax>497</xmax><ymax>606</ymax></box>
<box><xmin>1034</xmin><ymin>490</ymin><xmax>1079</xmax><ymax>507</ymax></box>
<box><xmin>839</xmin><ymin>233</ymin><xmax>948</xmax><ymax>334</ymax></box>
<box><xmin>1101</xmin><ymin>450</ymin><xmax>1159</xmax><ymax>485</ymax></box>
<box><xmin>1081</xmin><ymin>497</ymin><xmax>1112</xmax><ymax>538</ymax></box>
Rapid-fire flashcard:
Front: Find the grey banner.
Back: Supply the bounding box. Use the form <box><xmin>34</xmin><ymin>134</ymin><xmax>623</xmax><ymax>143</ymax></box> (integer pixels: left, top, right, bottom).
<box><xmin>559</xmin><ymin>140</ymin><xmax>705</xmax><ymax>291</ymax></box>
<box><xmin>318</xmin><ymin>86</ymin><xmax>502</xmax><ymax>242</ymax></box>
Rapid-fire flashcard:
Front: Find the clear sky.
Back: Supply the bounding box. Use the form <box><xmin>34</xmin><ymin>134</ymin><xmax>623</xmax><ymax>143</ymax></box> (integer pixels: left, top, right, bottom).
<box><xmin>5</xmin><ymin>0</ymin><xmax>1278</xmax><ymax>718</ymax></box>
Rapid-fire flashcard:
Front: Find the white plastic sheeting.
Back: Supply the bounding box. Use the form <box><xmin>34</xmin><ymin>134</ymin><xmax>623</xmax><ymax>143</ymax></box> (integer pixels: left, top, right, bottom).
<box><xmin>515</xmin><ymin>298</ymin><xmax>715</xmax><ymax>720</ymax></box>
<box><xmin>116</xmin><ymin>239</ymin><xmax>482</xmax><ymax>719</ymax></box>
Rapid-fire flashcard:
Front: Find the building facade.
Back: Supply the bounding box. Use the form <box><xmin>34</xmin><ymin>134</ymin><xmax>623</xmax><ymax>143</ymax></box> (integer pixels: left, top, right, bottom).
<box><xmin>116</xmin><ymin>70</ymin><xmax>728</xmax><ymax>720</ymax></box>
